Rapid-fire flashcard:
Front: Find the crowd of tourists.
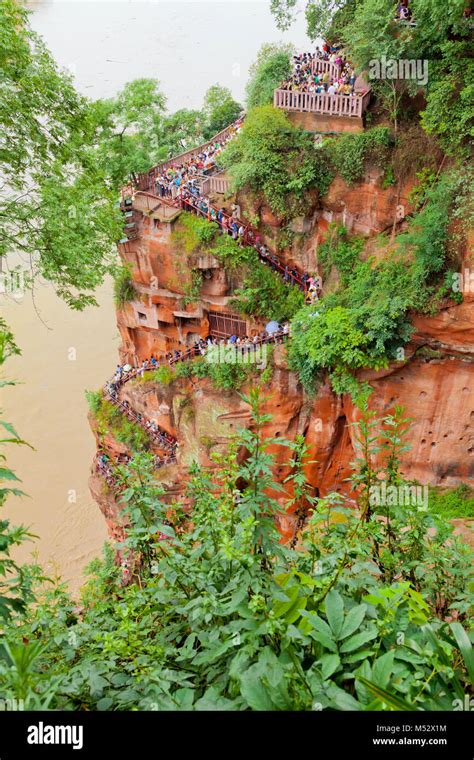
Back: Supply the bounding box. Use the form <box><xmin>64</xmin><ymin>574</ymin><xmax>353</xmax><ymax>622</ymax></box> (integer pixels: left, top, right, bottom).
<box><xmin>281</xmin><ymin>44</ymin><xmax>359</xmax><ymax>97</ymax></box>
<box><xmin>100</xmin><ymin>325</ymin><xmax>296</xmax><ymax>474</ymax></box>
<box><xmin>109</xmin><ymin>325</ymin><xmax>292</xmax><ymax>384</ymax></box>
<box><xmin>105</xmin><ymin>373</ymin><xmax>177</xmax><ymax>453</ymax></box>
<box><xmin>132</xmin><ymin>106</ymin><xmax>323</xmax><ymax>294</ymax></box>
<box><xmin>152</xmin><ymin>116</ymin><xmax>244</xmax><ymax>201</ymax></box>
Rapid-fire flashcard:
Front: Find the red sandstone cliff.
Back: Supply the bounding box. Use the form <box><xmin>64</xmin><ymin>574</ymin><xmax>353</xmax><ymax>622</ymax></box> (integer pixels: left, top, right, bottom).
<box><xmin>89</xmin><ymin>165</ymin><xmax>474</xmax><ymax>543</ymax></box>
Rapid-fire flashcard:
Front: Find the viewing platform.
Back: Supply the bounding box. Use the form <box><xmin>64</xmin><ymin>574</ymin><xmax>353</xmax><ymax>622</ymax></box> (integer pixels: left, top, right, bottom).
<box><xmin>273</xmin><ymin>54</ymin><xmax>371</xmax><ymax>132</ymax></box>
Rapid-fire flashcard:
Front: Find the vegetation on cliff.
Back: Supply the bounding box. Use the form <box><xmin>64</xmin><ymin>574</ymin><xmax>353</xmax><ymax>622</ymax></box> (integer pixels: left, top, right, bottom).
<box><xmin>1</xmin><ymin>390</ymin><xmax>472</xmax><ymax>710</ymax></box>
<box><xmin>86</xmin><ymin>391</ymin><xmax>150</xmax><ymax>453</ymax></box>
<box><xmin>289</xmin><ymin>169</ymin><xmax>471</xmax><ymax>396</ymax></box>
<box><xmin>219</xmin><ymin>105</ymin><xmax>333</xmax><ymax>216</ymax></box>
<box><xmin>113</xmin><ymin>264</ymin><xmax>137</xmax><ymax>306</ymax></box>
<box><xmin>245</xmin><ymin>42</ymin><xmax>293</xmax><ymax>109</ymax></box>
<box><xmin>172</xmin><ymin>214</ymin><xmax>304</xmax><ymax>321</ymax></box>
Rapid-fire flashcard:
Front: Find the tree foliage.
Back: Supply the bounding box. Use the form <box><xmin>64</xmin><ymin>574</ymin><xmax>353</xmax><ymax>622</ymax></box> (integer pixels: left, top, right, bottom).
<box><xmin>220</xmin><ymin>105</ymin><xmax>332</xmax><ymax>216</ymax></box>
<box><xmin>0</xmin><ymin>0</ymin><xmax>121</xmax><ymax>309</ymax></box>
<box><xmin>201</xmin><ymin>85</ymin><xmax>242</xmax><ymax>139</ymax></box>
<box><xmin>245</xmin><ymin>42</ymin><xmax>293</xmax><ymax>108</ymax></box>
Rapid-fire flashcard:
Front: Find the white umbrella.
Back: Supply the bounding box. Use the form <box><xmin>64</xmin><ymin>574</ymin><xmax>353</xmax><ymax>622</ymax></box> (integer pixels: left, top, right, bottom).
<box><xmin>265</xmin><ymin>321</ymin><xmax>280</xmax><ymax>334</ymax></box>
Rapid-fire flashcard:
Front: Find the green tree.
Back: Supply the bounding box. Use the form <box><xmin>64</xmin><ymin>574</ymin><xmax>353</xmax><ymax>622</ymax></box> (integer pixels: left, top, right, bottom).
<box><xmin>95</xmin><ymin>78</ymin><xmax>167</xmax><ymax>186</ymax></box>
<box><xmin>245</xmin><ymin>42</ymin><xmax>293</xmax><ymax>108</ymax></box>
<box><xmin>220</xmin><ymin>105</ymin><xmax>332</xmax><ymax>216</ymax></box>
<box><xmin>0</xmin><ymin>0</ymin><xmax>121</xmax><ymax>309</ymax></box>
<box><xmin>270</xmin><ymin>0</ymin><xmax>350</xmax><ymax>40</ymax></box>
<box><xmin>158</xmin><ymin>109</ymin><xmax>204</xmax><ymax>156</ymax></box>
<box><xmin>201</xmin><ymin>84</ymin><xmax>242</xmax><ymax>139</ymax></box>
<box><xmin>420</xmin><ymin>40</ymin><xmax>474</xmax><ymax>158</ymax></box>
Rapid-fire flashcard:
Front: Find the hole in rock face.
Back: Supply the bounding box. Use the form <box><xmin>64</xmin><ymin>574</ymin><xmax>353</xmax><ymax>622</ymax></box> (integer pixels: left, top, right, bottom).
<box><xmin>419</xmin><ymin>390</ymin><xmax>427</xmax><ymax>398</ymax></box>
<box><xmin>462</xmin><ymin>388</ymin><xmax>470</xmax><ymax>394</ymax></box>
<box><xmin>275</xmin><ymin>431</ymin><xmax>280</xmax><ymax>437</ymax></box>
<box><xmin>431</xmin><ymin>442</ymin><xmax>436</xmax><ymax>447</ymax></box>
<box><xmin>421</xmin><ymin>439</ymin><xmax>426</xmax><ymax>444</ymax></box>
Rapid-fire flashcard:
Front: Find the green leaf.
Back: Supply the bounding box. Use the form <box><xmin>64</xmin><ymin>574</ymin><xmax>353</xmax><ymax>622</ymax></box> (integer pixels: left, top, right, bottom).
<box><xmin>340</xmin><ymin>604</ymin><xmax>367</xmax><ymax>640</ymax></box>
<box><xmin>326</xmin><ymin>683</ymin><xmax>361</xmax><ymax>711</ymax></box>
<box><xmin>0</xmin><ymin>467</ymin><xmax>20</xmax><ymax>482</ymax></box>
<box><xmin>371</xmin><ymin>650</ymin><xmax>395</xmax><ymax>689</ymax></box>
<box><xmin>340</xmin><ymin>628</ymin><xmax>378</xmax><ymax>653</ymax></box>
<box><xmin>240</xmin><ymin>673</ymin><xmax>276</xmax><ymax>711</ymax></box>
<box><xmin>356</xmin><ymin>677</ymin><xmax>418</xmax><ymax>711</ymax></box>
<box><xmin>325</xmin><ymin>589</ymin><xmax>345</xmax><ymax>639</ymax></box>
<box><xmin>320</xmin><ymin>653</ymin><xmax>341</xmax><ymax>679</ymax></box>
<box><xmin>300</xmin><ymin>612</ymin><xmax>337</xmax><ymax>652</ymax></box>
<box><xmin>450</xmin><ymin>622</ymin><xmax>474</xmax><ymax>685</ymax></box>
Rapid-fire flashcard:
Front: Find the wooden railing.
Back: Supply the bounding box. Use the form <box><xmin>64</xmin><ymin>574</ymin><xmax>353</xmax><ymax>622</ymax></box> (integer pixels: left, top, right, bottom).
<box><xmin>273</xmin><ymin>88</ymin><xmax>370</xmax><ymax>118</ymax></box>
<box><xmin>200</xmin><ymin>173</ymin><xmax>231</xmax><ymax>196</ymax></box>
<box><xmin>311</xmin><ymin>58</ymin><xmax>341</xmax><ymax>80</ymax></box>
<box><xmin>132</xmin><ymin>191</ymin><xmax>182</xmax><ymax>220</ymax></box>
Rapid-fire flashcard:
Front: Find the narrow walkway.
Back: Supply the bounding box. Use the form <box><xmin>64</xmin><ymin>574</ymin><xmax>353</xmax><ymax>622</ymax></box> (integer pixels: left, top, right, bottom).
<box><xmin>128</xmin><ymin>190</ymin><xmax>309</xmax><ymax>291</ymax></box>
<box><xmin>99</xmin><ymin>331</ymin><xmax>289</xmax><ymax>478</ymax></box>
<box><xmin>124</xmin><ymin>98</ymin><xmax>317</xmax><ymax>290</ymax></box>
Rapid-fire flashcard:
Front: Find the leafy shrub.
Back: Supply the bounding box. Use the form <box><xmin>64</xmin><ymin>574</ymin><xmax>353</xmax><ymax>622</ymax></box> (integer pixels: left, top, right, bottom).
<box><xmin>429</xmin><ymin>485</ymin><xmax>474</xmax><ymax>519</ymax></box>
<box><xmin>245</xmin><ymin>42</ymin><xmax>293</xmax><ymax>109</ymax></box>
<box><xmin>151</xmin><ymin>365</ymin><xmax>174</xmax><ymax>386</ymax></box>
<box><xmin>324</xmin><ymin>127</ymin><xmax>393</xmax><ymax>186</ymax></box>
<box><xmin>92</xmin><ymin>396</ymin><xmax>149</xmax><ymax>452</ymax></box>
<box><xmin>172</xmin><ymin>214</ymin><xmax>219</xmax><ymax>254</ymax></box>
<box><xmin>210</xmin><ymin>235</ymin><xmax>256</xmax><ymax>272</ymax></box>
<box><xmin>318</xmin><ymin>225</ymin><xmax>364</xmax><ymax>283</ymax></box>
<box><xmin>113</xmin><ymin>265</ymin><xmax>136</xmax><ymax>305</ymax></box>
<box><xmin>421</xmin><ymin>40</ymin><xmax>474</xmax><ymax>159</ymax></box>
<box><xmin>182</xmin><ymin>270</ymin><xmax>203</xmax><ymax>306</ymax></box>
<box><xmin>85</xmin><ymin>389</ymin><xmax>103</xmax><ymax>415</ymax></box>
<box><xmin>231</xmin><ymin>260</ymin><xmax>304</xmax><ymax>322</ymax></box>
<box><xmin>220</xmin><ymin>105</ymin><xmax>333</xmax><ymax>216</ymax></box>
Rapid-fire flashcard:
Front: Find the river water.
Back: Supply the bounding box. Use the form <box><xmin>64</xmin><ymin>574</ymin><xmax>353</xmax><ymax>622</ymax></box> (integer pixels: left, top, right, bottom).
<box><xmin>2</xmin><ymin>1</ymin><xmax>310</xmax><ymax>593</ymax></box>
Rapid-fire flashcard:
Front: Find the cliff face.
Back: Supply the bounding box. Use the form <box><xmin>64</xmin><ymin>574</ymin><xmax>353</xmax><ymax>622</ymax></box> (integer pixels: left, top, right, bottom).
<box><xmin>90</xmin><ymin>166</ymin><xmax>474</xmax><ymax>543</ymax></box>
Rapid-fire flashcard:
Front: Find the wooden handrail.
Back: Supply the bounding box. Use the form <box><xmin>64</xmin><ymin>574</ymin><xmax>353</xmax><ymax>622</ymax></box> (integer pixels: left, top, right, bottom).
<box><xmin>273</xmin><ymin>88</ymin><xmax>369</xmax><ymax>118</ymax></box>
<box><xmin>123</xmin><ymin>187</ymin><xmax>308</xmax><ymax>290</ymax></box>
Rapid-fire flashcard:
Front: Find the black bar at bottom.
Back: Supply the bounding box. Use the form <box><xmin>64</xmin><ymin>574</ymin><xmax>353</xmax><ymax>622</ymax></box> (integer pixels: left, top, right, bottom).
<box><xmin>0</xmin><ymin>709</ymin><xmax>471</xmax><ymax>758</ymax></box>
